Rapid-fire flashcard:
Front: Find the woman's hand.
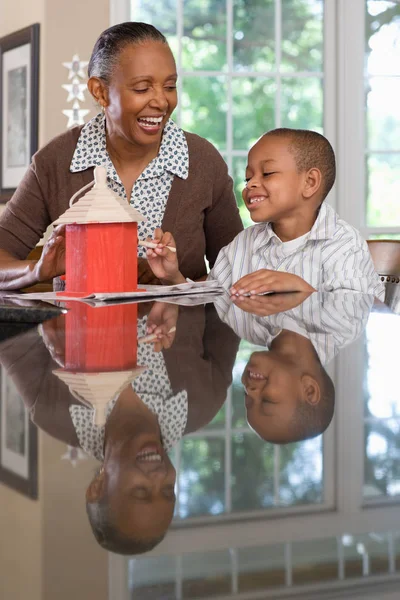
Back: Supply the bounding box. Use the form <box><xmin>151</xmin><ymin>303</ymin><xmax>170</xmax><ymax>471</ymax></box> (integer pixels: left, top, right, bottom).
<box><xmin>33</xmin><ymin>225</ymin><xmax>66</xmax><ymax>282</ymax></box>
<box><xmin>145</xmin><ymin>228</ymin><xmax>185</xmax><ymax>285</ymax></box>
<box><xmin>230</xmin><ymin>270</ymin><xmax>315</xmax><ymax>297</ymax></box>
<box><xmin>39</xmin><ymin>314</ymin><xmax>66</xmax><ymax>367</ymax></box>
<box><xmin>138</xmin><ymin>257</ymin><xmax>161</xmax><ymax>285</ymax></box>
<box><xmin>142</xmin><ymin>302</ymin><xmax>178</xmax><ymax>352</ymax></box>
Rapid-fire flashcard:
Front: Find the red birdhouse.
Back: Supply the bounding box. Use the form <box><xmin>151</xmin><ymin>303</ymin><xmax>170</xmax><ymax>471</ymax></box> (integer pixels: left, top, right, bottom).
<box><xmin>53</xmin><ymin>302</ymin><xmax>145</xmax><ymax>427</ymax></box>
<box><xmin>54</xmin><ymin>166</ymin><xmax>145</xmax><ymax>296</ymax></box>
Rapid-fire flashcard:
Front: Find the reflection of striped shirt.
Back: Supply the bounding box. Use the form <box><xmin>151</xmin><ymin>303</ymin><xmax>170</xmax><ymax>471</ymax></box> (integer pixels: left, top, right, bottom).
<box><xmin>214</xmin><ymin>291</ymin><xmax>374</xmax><ymax>365</ymax></box>
<box><xmin>209</xmin><ymin>202</ymin><xmax>385</xmax><ymax>298</ymax></box>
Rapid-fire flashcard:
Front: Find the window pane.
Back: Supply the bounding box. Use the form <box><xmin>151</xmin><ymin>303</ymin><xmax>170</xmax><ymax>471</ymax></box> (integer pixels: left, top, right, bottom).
<box><xmin>176</xmin><ymin>438</ymin><xmax>225</xmax><ymax>518</ymax></box>
<box><xmin>281</xmin><ymin>0</ymin><xmax>324</xmax><ymax>72</ymax></box>
<box><xmin>232</xmin><ymin>435</ymin><xmax>323</xmax><ymax>511</ymax></box>
<box><xmin>342</xmin><ymin>533</ymin><xmax>390</xmax><ymax>577</ymax></box>
<box><xmin>369</xmin><ymin>234</ymin><xmax>400</xmax><ymax>240</ymax></box>
<box><xmin>238</xmin><ymin>544</ymin><xmax>286</xmax><ymax>591</ymax></box>
<box><xmin>366</xmin><ymin>1</ymin><xmax>400</xmax><ymax>76</ymax></box>
<box><xmin>364</xmin><ymin>418</ymin><xmax>400</xmax><ymax>499</ymax></box>
<box><xmin>130</xmin><ymin>0</ymin><xmax>178</xmax><ymax>48</ymax></box>
<box><xmin>182</xmin><ymin>0</ymin><xmax>227</xmax><ymax>71</ymax></box>
<box><xmin>281</xmin><ymin>77</ymin><xmax>323</xmax><ymax>129</ymax></box>
<box><xmin>129</xmin><ymin>554</ymin><xmax>176</xmax><ymax>597</ymax></box>
<box><xmin>279</xmin><ymin>438</ymin><xmax>324</xmax><ymax>505</ymax></box>
<box><xmin>233</xmin><ymin>0</ymin><xmax>275</xmax><ymax>72</ymax></box>
<box><xmin>363</xmin><ymin>313</ymin><xmax>400</xmax><ymax>499</ymax></box>
<box><xmin>232</xmin><ymin>433</ymin><xmax>275</xmax><ymax>510</ymax></box>
<box><xmin>292</xmin><ymin>538</ymin><xmax>338</xmax><ymax>584</ymax></box>
<box><xmin>231</xmin><ymin>156</ymin><xmax>252</xmax><ymax>229</ymax></box>
<box><xmin>366</xmin><ymin>153</ymin><xmax>400</xmax><ymax>227</ymax></box>
<box><xmin>182</xmin><ymin>550</ymin><xmax>231</xmax><ymax>598</ymax></box>
<box><xmin>232</xmin><ymin>78</ymin><xmax>276</xmax><ymax>149</ymax></box>
<box><xmin>180</xmin><ymin>76</ymin><xmax>227</xmax><ymax>150</ymax></box>
<box><xmin>367</xmin><ymin>78</ymin><xmax>400</xmax><ymax>151</ymax></box>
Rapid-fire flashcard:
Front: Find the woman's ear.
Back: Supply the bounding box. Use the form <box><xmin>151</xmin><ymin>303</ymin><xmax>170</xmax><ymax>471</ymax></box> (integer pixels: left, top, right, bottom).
<box><xmin>87</xmin><ymin>77</ymin><xmax>109</xmax><ymax>109</ymax></box>
<box><xmin>86</xmin><ymin>468</ymin><xmax>106</xmax><ymax>502</ymax></box>
<box><xmin>303</xmin><ymin>168</ymin><xmax>322</xmax><ymax>199</ymax></box>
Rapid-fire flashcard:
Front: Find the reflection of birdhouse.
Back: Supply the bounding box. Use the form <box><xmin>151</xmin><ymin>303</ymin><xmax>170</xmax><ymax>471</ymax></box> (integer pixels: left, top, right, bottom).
<box><xmin>53</xmin><ymin>369</ymin><xmax>145</xmax><ymax>426</ymax></box>
<box><xmin>54</xmin><ymin>166</ymin><xmax>145</xmax><ymax>295</ymax></box>
<box><xmin>53</xmin><ymin>302</ymin><xmax>144</xmax><ymax>426</ymax></box>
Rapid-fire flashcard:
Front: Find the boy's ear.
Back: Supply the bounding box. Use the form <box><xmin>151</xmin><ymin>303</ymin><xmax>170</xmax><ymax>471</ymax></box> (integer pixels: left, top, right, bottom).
<box><xmin>301</xmin><ymin>375</ymin><xmax>321</xmax><ymax>406</ymax></box>
<box><xmin>302</xmin><ymin>168</ymin><xmax>322</xmax><ymax>199</ymax></box>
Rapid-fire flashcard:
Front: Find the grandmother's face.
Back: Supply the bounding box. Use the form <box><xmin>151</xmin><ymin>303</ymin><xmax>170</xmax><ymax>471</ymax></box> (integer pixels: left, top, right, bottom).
<box><xmin>105</xmin><ymin>40</ymin><xmax>178</xmax><ymax>147</ymax></box>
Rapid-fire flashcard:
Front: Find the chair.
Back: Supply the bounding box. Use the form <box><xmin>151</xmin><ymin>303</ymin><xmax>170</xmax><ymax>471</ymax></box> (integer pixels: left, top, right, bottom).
<box><xmin>367</xmin><ymin>240</ymin><xmax>400</xmax><ymax>285</ymax></box>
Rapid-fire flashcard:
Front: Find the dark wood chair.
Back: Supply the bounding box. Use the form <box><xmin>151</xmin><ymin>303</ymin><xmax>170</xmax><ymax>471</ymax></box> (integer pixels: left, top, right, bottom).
<box><xmin>367</xmin><ymin>240</ymin><xmax>400</xmax><ymax>285</ymax></box>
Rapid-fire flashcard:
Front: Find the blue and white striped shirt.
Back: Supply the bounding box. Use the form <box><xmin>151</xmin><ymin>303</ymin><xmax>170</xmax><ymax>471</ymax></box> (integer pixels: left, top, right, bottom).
<box><xmin>209</xmin><ymin>202</ymin><xmax>385</xmax><ymax>299</ymax></box>
<box><xmin>214</xmin><ymin>291</ymin><xmax>374</xmax><ymax>365</ymax></box>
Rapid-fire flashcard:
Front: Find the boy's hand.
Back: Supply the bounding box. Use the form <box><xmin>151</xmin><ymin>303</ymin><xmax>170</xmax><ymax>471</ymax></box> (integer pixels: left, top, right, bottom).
<box><xmin>232</xmin><ymin>291</ymin><xmax>313</xmax><ymax>316</ymax></box>
<box><xmin>145</xmin><ymin>228</ymin><xmax>186</xmax><ymax>285</ymax></box>
<box><xmin>230</xmin><ymin>270</ymin><xmax>315</xmax><ymax>296</ymax></box>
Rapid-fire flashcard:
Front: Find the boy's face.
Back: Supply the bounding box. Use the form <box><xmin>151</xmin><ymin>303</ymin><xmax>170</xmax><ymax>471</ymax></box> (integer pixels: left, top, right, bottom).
<box><xmin>242</xmin><ymin>351</ymin><xmax>311</xmax><ymax>443</ymax></box>
<box><xmin>242</xmin><ymin>135</ymin><xmax>306</xmax><ymax>223</ymax></box>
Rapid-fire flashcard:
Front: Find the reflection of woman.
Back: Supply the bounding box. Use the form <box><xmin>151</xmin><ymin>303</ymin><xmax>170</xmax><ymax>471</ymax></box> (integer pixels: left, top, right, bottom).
<box><xmin>0</xmin><ymin>22</ymin><xmax>243</xmax><ymax>290</ymax></box>
<box><xmin>0</xmin><ymin>302</ymin><xmax>239</xmax><ymax>554</ymax></box>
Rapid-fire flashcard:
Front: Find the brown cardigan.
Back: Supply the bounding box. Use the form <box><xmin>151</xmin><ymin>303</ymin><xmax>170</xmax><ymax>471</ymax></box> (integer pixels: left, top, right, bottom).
<box><xmin>0</xmin><ymin>126</ymin><xmax>243</xmax><ymax>280</ymax></box>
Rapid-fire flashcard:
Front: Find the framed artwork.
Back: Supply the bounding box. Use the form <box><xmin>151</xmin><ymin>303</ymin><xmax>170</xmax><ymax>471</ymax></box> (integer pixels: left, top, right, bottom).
<box><xmin>0</xmin><ymin>23</ymin><xmax>40</xmax><ymax>203</ymax></box>
<box><xmin>0</xmin><ymin>366</ymin><xmax>38</xmax><ymax>499</ymax></box>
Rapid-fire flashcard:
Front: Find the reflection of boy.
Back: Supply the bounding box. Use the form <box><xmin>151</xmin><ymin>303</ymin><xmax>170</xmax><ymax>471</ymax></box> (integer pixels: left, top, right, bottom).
<box><xmin>147</xmin><ymin>129</ymin><xmax>384</xmax><ymax>299</ymax></box>
<box><xmin>216</xmin><ymin>291</ymin><xmax>374</xmax><ymax>444</ymax></box>
<box><xmin>242</xmin><ymin>336</ymin><xmax>334</xmax><ymax>444</ymax></box>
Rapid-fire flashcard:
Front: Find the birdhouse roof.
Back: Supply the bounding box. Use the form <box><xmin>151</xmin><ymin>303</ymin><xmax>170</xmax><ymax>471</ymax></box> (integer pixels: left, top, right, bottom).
<box><xmin>53</xmin><ymin>368</ymin><xmax>146</xmax><ymax>426</ymax></box>
<box><xmin>53</xmin><ymin>166</ymin><xmax>145</xmax><ymax>225</ymax></box>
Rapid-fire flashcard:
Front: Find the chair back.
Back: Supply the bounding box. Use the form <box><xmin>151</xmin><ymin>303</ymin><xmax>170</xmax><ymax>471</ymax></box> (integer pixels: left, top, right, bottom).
<box><xmin>367</xmin><ymin>240</ymin><xmax>400</xmax><ymax>284</ymax></box>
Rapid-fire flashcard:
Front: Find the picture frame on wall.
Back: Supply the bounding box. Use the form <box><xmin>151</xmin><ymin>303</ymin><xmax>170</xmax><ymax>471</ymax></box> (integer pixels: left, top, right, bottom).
<box><xmin>0</xmin><ymin>366</ymin><xmax>38</xmax><ymax>499</ymax></box>
<box><xmin>0</xmin><ymin>23</ymin><xmax>40</xmax><ymax>203</ymax></box>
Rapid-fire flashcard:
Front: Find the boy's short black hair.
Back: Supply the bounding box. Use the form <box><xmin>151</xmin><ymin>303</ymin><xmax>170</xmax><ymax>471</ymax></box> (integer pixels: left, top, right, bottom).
<box><xmin>265</xmin><ymin>128</ymin><xmax>336</xmax><ymax>201</ymax></box>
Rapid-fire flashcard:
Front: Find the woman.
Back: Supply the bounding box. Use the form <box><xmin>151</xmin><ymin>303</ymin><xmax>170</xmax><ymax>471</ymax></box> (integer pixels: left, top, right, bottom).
<box><xmin>0</xmin><ymin>22</ymin><xmax>243</xmax><ymax>290</ymax></box>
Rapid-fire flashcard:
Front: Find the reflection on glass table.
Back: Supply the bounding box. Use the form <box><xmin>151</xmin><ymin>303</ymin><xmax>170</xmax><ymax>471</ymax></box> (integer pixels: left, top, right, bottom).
<box><xmin>364</xmin><ymin>309</ymin><xmax>400</xmax><ymax>501</ymax></box>
<box><xmin>129</xmin><ymin>530</ymin><xmax>400</xmax><ymax>598</ymax></box>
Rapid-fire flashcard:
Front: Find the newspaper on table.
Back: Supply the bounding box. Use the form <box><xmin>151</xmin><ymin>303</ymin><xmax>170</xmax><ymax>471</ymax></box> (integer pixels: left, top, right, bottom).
<box><xmin>7</xmin><ymin>279</ymin><xmax>224</xmax><ymax>305</ymax></box>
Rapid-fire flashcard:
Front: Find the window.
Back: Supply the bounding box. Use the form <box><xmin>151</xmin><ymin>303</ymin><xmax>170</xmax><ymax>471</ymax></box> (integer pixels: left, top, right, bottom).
<box><xmin>128</xmin><ymin>0</ymin><xmax>328</xmax><ymax>227</ymax></box>
<box><xmin>365</xmin><ymin>1</ymin><xmax>400</xmax><ymax>237</ymax></box>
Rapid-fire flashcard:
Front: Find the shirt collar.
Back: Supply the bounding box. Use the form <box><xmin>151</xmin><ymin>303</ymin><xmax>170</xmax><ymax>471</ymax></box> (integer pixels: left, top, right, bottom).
<box><xmin>256</xmin><ymin>201</ymin><xmax>338</xmax><ymax>250</ymax></box>
<box><xmin>70</xmin><ymin>113</ymin><xmax>189</xmax><ymax>180</ymax></box>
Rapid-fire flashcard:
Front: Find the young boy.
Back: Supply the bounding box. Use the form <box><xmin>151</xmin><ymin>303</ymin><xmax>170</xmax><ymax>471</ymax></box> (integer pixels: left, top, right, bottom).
<box><xmin>146</xmin><ymin>128</ymin><xmax>384</xmax><ymax>298</ymax></box>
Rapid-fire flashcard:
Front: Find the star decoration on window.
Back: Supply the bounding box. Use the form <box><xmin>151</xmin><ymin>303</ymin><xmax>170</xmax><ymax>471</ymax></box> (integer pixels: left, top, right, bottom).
<box><xmin>62</xmin><ymin>54</ymin><xmax>89</xmax><ymax>80</ymax></box>
<box><xmin>63</xmin><ymin>101</ymin><xmax>90</xmax><ymax>128</ymax></box>
<box><xmin>62</xmin><ymin>77</ymin><xmax>87</xmax><ymax>103</ymax></box>
<box><xmin>61</xmin><ymin>445</ymin><xmax>88</xmax><ymax>467</ymax></box>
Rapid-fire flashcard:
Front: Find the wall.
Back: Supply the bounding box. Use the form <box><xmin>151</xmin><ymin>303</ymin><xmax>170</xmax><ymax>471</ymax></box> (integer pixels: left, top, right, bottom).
<box><xmin>0</xmin><ymin>2</ymin><xmax>110</xmax><ymax>597</ymax></box>
<box><xmin>0</xmin><ymin>474</ymin><xmax>43</xmax><ymax>600</ymax></box>
<box><xmin>0</xmin><ymin>0</ymin><xmax>109</xmax><ymax>214</ymax></box>
<box><xmin>42</xmin><ymin>435</ymin><xmax>108</xmax><ymax>600</ymax></box>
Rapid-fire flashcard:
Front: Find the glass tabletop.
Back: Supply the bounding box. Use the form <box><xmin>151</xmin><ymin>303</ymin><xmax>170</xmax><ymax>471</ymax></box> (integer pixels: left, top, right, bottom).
<box><xmin>1</xmin><ymin>289</ymin><xmax>400</xmax><ymax>600</ymax></box>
